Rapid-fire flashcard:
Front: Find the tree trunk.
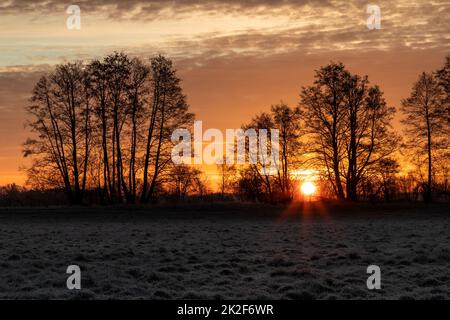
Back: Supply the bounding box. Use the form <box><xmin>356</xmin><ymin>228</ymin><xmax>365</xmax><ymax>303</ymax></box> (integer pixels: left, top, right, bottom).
<box><xmin>425</xmin><ymin>112</ymin><xmax>433</xmax><ymax>203</ymax></box>
<box><xmin>141</xmin><ymin>79</ymin><xmax>160</xmax><ymax>203</ymax></box>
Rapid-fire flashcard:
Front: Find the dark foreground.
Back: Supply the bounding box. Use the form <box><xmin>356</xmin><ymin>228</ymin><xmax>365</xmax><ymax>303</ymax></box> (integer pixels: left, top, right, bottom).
<box><xmin>0</xmin><ymin>202</ymin><xmax>449</xmax><ymax>299</ymax></box>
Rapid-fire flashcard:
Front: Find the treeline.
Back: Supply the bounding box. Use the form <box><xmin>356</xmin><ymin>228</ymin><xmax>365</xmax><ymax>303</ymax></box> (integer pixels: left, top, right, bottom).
<box><xmin>11</xmin><ymin>53</ymin><xmax>450</xmax><ymax>205</ymax></box>
<box><xmin>24</xmin><ymin>52</ymin><xmax>194</xmax><ymax>204</ymax></box>
<box><xmin>0</xmin><ymin>184</ymin><xmax>67</xmax><ymax>206</ymax></box>
<box><xmin>221</xmin><ymin>58</ymin><xmax>449</xmax><ymax>203</ymax></box>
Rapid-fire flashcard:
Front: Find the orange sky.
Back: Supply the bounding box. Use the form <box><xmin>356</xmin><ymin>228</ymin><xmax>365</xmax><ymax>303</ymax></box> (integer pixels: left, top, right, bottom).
<box><xmin>0</xmin><ymin>0</ymin><xmax>448</xmax><ymax>185</ymax></box>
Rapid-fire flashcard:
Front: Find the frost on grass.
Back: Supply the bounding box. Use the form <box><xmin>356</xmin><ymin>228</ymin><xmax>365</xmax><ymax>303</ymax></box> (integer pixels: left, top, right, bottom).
<box><xmin>0</xmin><ymin>204</ymin><xmax>449</xmax><ymax>299</ymax></box>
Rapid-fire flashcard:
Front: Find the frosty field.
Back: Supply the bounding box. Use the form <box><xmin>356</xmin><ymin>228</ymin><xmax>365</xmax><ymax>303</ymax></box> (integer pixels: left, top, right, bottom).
<box><xmin>0</xmin><ymin>202</ymin><xmax>449</xmax><ymax>300</ymax></box>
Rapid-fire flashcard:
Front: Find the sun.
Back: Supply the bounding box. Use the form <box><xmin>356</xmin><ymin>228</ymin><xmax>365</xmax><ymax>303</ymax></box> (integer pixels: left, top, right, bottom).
<box><xmin>301</xmin><ymin>181</ymin><xmax>316</xmax><ymax>196</ymax></box>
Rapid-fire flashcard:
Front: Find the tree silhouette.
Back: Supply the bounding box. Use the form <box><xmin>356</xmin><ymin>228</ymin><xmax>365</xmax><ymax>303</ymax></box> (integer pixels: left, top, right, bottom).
<box><xmin>271</xmin><ymin>103</ymin><xmax>302</xmax><ymax>195</ymax></box>
<box><xmin>238</xmin><ymin>104</ymin><xmax>302</xmax><ymax>202</ymax></box>
<box><xmin>217</xmin><ymin>156</ymin><xmax>237</xmax><ymax>198</ymax></box>
<box><xmin>24</xmin><ymin>62</ymin><xmax>92</xmax><ymax>204</ymax></box>
<box><xmin>24</xmin><ymin>53</ymin><xmax>194</xmax><ymax>204</ymax></box>
<box><xmin>401</xmin><ymin>72</ymin><xmax>446</xmax><ymax>202</ymax></box>
<box><xmin>300</xmin><ymin>62</ymin><xmax>397</xmax><ymax>201</ymax></box>
<box><xmin>22</xmin><ymin>55</ymin><xmax>448</xmax><ymax>205</ymax></box>
<box><xmin>436</xmin><ymin>55</ymin><xmax>449</xmax><ymax>121</ymax></box>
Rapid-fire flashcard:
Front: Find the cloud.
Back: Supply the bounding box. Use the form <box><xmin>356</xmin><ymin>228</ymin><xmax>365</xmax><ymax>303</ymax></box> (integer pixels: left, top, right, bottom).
<box><xmin>0</xmin><ymin>0</ymin><xmax>332</xmax><ymax>17</ymax></box>
<box><xmin>0</xmin><ymin>0</ymin><xmax>448</xmax><ymax>24</ymax></box>
<box><xmin>1</xmin><ymin>0</ymin><xmax>447</xmax><ymax>67</ymax></box>
<box><xmin>0</xmin><ymin>64</ymin><xmax>53</xmax><ymax>73</ymax></box>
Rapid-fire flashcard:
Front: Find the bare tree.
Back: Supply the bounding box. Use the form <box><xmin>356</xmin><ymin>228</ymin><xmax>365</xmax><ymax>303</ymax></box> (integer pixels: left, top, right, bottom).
<box><xmin>242</xmin><ymin>112</ymin><xmax>276</xmax><ymax>201</ymax></box>
<box><xmin>271</xmin><ymin>103</ymin><xmax>302</xmax><ymax>195</ymax></box>
<box><xmin>24</xmin><ymin>62</ymin><xmax>92</xmax><ymax>204</ymax></box>
<box><xmin>24</xmin><ymin>53</ymin><xmax>194</xmax><ymax>205</ymax></box>
<box><xmin>366</xmin><ymin>157</ymin><xmax>400</xmax><ymax>201</ymax></box>
<box><xmin>436</xmin><ymin>55</ymin><xmax>449</xmax><ymax>120</ymax></box>
<box><xmin>166</xmin><ymin>164</ymin><xmax>203</xmax><ymax>200</ymax></box>
<box><xmin>300</xmin><ymin>63</ymin><xmax>348</xmax><ymax>199</ymax></box>
<box><xmin>301</xmin><ymin>62</ymin><xmax>397</xmax><ymax>201</ymax></box>
<box><xmin>125</xmin><ymin>58</ymin><xmax>150</xmax><ymax>203</ymax></box>
<box><xmin>435</xmin><ymin>56</ymin><xmax>450</xmax><ymax>198</ymax></box>
<box><xmin>141</xmin><ymin>55</ymin><xmax>194</xmax><ymax>203</ymax></box>
<box><xmin>104</xmin><ymin>53</ymin><xmax>132</xmax><ymax>202</ymax></box>
<box><xmin>238</xmin><ymin>104</ymin><xmax>302</xmax><ymax>202</ymax></box>
<box><xmin>88</xmin><ymin>58</ymin><xmax>113</xmax><ymax>202</ymax></box>
<box><xmin>401</xmin><ymin>72</ymin><xmax>446</xmax><ymax>202</ymax></box>
<box><xmin>217</xmin><ymin>156</ymin><xmax>237</xmax><ymax>197</ymax></box>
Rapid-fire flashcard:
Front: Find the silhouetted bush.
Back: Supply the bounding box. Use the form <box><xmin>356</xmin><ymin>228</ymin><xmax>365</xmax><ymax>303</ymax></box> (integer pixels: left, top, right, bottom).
<box><xmin>0</xmin><ymin>184</ymin><xmax>67</xmax><ymax>207</ymax></box>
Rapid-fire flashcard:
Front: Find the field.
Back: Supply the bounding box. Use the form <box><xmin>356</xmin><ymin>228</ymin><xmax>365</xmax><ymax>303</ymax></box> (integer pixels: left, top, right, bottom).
<box><xmin>0</xmin><ymin>202</ymin><xmax>449</xmax><ymax>299</ymax></box>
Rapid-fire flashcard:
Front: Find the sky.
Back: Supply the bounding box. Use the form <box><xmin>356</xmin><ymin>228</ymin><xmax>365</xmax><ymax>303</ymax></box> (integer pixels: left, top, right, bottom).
<box><xmin>0</xmin><ymin>0</ymin><xmax>448</xmax><ymax>185</ymax></box>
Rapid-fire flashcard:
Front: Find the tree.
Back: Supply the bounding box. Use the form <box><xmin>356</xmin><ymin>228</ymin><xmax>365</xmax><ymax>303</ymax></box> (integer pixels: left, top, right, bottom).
<box><xmin>88</xmin><ymin>58</ymin><xmax>113</xmax><ymax>202</ymax></box>
<box><xmin>372</xmin><ymin>158</ymin><xmax>400</xmax><ymax>201</ymax></box>
<box><xmin>140</xmin><ymin>55</ymin><xmax>194</xmax><ymax>203</ymax></box>
<box><xmin>24</xmin><ymin>53</ymin><xmax>194</xmax><ymax>205</ymax></box>
<box><xmin>236</xmin><ymin>167</ymin><xmax>265</xmax><ymax>202</ymax></box>
<box><xmin>238</xmin><ymin>104</ymin><xmax>302</xmax><ymax>202</ymax></box>
<box><xmin>125</xmin><ymin>58</ymin><xmax>151</xmax><ymax>203</ymax></box>
<box><xmin>300</xmin><ymin>63</ymin><xmax>349</xmax><ymax>199</ymax></box>
<box><xmin>436</xmin><ymin>55</ymin><xmax>449</xmax><ymax>115</ymax></box>
<box><xmin>435</xmin><ymin>55</ymin><xmax>450</xmax><ymax>198</ymax></box>
<box><xmin>217</xmin><ymin>156</ymin><xmax>237</xmax><ymax>197</ymax></box>
<box><xmin>24</xmin><ymin>62</ymin><xmax>92</xmax><ymax>204</ymax></box>
<box><xmin>271</xmin><ymin>103</ymin><xmax>302</xmax><ymax>195</ymax></box>
<box><xmin>401</xmin><ymin>72</ymin><xmax>446</xmax><ymax>202</ymax></box>
<box><xmin>165</xmin><ymin>164</ymin><xmax>203</xmax><ymax>200</ymax></box>
<box><xmin>300</xmin><ymin>62</ymin><xmax>397</xmax><ymax>201</ymax></box>
<box><xmin>105</xmin><ymin>52</ymin><xmax>132</xmax><ymax>203</ymax></box>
